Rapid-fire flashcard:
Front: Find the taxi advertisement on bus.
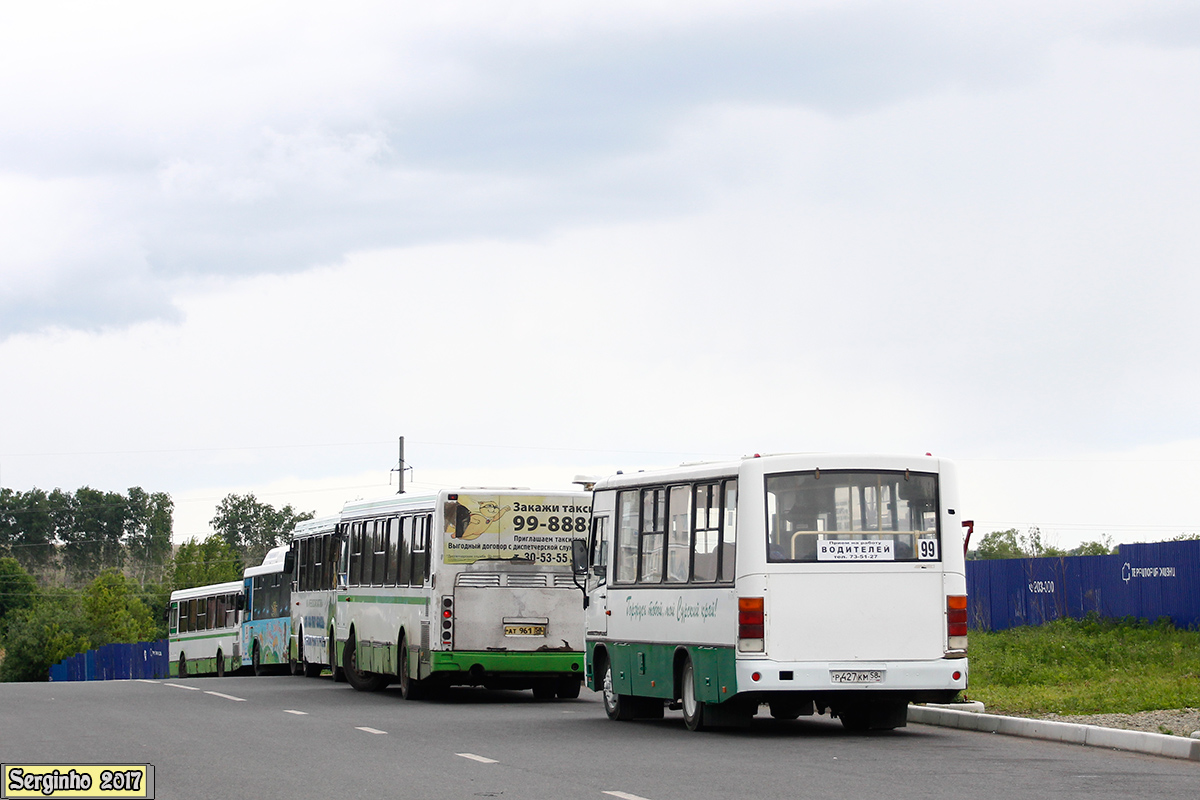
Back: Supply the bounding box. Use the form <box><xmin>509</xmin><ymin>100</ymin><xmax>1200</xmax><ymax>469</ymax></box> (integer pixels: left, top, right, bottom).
<box><xmin>442</xmin><ymin>493</ymin><xmax>592</xmax><ymax>566</ymax></box>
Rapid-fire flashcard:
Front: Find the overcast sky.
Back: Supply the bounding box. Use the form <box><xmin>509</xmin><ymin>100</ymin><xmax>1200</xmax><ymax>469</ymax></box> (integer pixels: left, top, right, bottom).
<box><xmin>2</xmin><ymin>0</ymin><xmax>1199</xmax><ymax>550</ymax></box>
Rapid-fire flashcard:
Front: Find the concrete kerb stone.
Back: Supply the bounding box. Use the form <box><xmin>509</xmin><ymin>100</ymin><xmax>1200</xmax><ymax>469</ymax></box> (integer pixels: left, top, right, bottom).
<box><xmin>907</xmin><ymin>705</ymin><xmax>1200</xmax><ymax>761</ymax></box>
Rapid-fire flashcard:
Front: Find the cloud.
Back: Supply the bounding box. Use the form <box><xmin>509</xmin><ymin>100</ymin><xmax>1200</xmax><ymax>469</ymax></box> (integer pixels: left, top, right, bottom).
<box><xmin>0</xmin><ymin>1</ymin><xmax>1068</xmax><ymax>337</ymax></box>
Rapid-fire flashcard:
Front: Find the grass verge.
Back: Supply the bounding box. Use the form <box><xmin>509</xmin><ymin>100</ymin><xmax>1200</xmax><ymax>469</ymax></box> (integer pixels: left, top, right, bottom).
<box><xmin>963</xmin><ymin>616</ymin><xmax>1200</xmax><ymax>716</ymax></box>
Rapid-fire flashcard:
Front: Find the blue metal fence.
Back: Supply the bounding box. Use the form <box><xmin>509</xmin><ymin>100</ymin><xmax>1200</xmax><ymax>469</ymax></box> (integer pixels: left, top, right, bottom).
<box><xmin>49</xmin><ymin>639</ymin><xmax>169</xmax><ymax>681</ymax></box>
<box><xmin>967</xmin><ymin>540</ymin><xmax>1200</xmax><ymax>631</ymax></box>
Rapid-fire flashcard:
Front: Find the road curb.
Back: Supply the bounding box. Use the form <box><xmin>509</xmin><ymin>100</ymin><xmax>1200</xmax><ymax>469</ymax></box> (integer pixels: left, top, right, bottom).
<box><xmin>907</xmin><ymin>705</ymin><xmax>1200</xmax><ymax>761</ymax></box>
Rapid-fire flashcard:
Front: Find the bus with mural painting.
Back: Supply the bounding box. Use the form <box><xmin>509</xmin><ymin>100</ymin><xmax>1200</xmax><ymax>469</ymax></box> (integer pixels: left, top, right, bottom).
<box><xmin>326</xmin><ymin>488</ymin><xmax>592</xmax><ymax>698</ymax></box>
<box><xmin>242</xmin><ymin>545</ymin><xmax>295</xmax><ymax>675</ymax></box>
<box><xmin>287</xmin><ymin>515</ymin><xmax>341</xmax><ymax>677</ymax></box>
<box><xmin>578</xmin><ymin>453</ymin><xmax>968</xmax><ymax>731</ymax></box>
<box><xmin>168</xmin><ymin>580</ymin><xmax>245</xmax><ymax>677</ymax></box>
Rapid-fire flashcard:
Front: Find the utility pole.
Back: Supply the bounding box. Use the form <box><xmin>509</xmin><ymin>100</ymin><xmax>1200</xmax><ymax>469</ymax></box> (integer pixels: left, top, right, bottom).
<box><xmin>390</xmin><ymin>436</ymin><xmax>407</xmax><ymax>494</ymax></box>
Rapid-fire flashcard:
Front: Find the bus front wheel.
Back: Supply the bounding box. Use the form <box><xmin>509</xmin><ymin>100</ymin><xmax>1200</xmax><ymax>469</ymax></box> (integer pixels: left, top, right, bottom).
<box><xmin>178</xmin><ymin>654</ymin><xmax>187</xmax><ymax>678</ymax></box>
<box><xmin>344</xmin><ymin>632</ymin><xmax>387</xmax><ymax>692</ymax></box>
<box><xmin>216</xmin><ymin>650</ymin><xmax>225</xmax><ymax>678</ymax></box>
<box><xmin>601</xmin><ymin>659</ymin><xmax>635</xmax><ymax>721</ymax></box>
<box><xmin>329</xmin><ymin>628</ymin><xmax>344</xmax><ymax>682</ymax></box>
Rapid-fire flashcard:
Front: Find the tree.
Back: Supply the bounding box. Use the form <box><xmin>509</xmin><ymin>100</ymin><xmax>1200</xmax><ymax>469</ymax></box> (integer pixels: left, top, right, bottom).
<box><xmin>209</xmin><ymin>493</ymin><xmax>313</xmax><ymax>565</ymax></box>
<box><xmin>170</xmin><ymin>535</ymin><xmax>244</xmax><ymax>590</ymax></box>
<box><xmin>125</xmin><ymin>488</ymin><xmax>174</xmax><ymax>584</ymax></box>
<box><xmin>1069</xmin><ymin>537</ymin><xmax>1114</xmax><ymax>556</ymax></box>
<box><xmin>0</xmin><ymin>488</ymin><xmax>57</xmax><ymax>573</ymax></box>
<box><xmin>0</xmin><ymin>593</ymin><xmax>90</xmax><ymax>682</ymax></box>
<box><xmin>81</xmin><ymin>570</ymin><xmax>156</xmax><ymax>648</ymax></box>
<box><xmin>970</xmin><ymin>527</ymin><xmax>1065</xmax><ymax>560</ymax></box>
<box><xmin>60</xmin><ymin>487</ymin><xmax>129</xmax><ymax>582</ymax></box>
<box><xmin>0</xmin><ymin>557</ymin><xmax>38</xmax><ymax>625</ymax></box>
<box><xmin>972</xmin><ymin>528</ymin><xmax>1025</xmax><ymax>560</ymax></box>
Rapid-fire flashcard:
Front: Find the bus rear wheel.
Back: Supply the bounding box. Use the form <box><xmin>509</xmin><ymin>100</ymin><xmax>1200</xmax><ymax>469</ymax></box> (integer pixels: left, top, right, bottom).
<box><xmin>216</xmin><ymin>650</ymin><xmax>225</xmax><ymax>678</ymax></box>
<box><xmin>398</xmin><ymin>635</ymin><xmax>423</xmax><ymax>701</ymax></box>
<box><xmin>178</xmin><ymin>654</ymin><xmax>187</xmax><ymax>678</ymax></box>
<box><xmin>252</xmin><ymin>642</ymin><xmax>265</xmax><ymax>677</ymax></box>
<box><xmin>556</xmin><ymin>677</ymin><xmax>582</xmax><ymax>699</ymax></box>
<box><xmin>681</xmin><ymin>658</ymin><xmax>706</xmax><ymax>731</ymax></box>
<box><xmin>836</xmin><ymin>700</ymin><xmax>908</xmax><ymax>732</ymax></box>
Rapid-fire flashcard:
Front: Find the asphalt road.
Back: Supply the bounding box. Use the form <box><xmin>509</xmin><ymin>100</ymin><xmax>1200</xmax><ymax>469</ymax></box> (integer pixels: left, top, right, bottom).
<box><xmin>2</xmin><ymin>675</ymin><xmax>1196</xmax><ymax>800</ymax></box>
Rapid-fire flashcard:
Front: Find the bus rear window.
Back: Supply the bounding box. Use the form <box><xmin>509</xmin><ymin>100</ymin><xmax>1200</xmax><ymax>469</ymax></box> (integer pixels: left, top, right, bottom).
<box><xmin>766</xmin><ymin>470</ymin><xmax>939</xmax><ymax>563</ymax></box>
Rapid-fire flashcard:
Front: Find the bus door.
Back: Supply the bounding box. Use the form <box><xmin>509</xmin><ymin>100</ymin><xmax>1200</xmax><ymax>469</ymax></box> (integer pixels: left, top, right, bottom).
<box><xmin>585</xmin><ymin>514</ymin><xmax>609</xmax><ymax>636</ymax></box>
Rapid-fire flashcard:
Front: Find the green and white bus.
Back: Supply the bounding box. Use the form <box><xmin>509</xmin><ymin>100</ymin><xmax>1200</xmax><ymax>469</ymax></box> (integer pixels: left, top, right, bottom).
<box><xmin>581</xmin><ymin>453</ymin><xmax>968</xmax><ymax>731</ymax></box>
<box><xmin>288</xmin><ymin>515</ymin><xmax>341</xmax><ymax>678</ymax></box>
<box><xmin>330</xmin><ymin>488</ymin><xmax>593</xmax><ymax>699</ymax></box>
<box><xmin>168</xmin><ymin>580</ymin><xmax>245</xmax><ymax>678</ymax></box>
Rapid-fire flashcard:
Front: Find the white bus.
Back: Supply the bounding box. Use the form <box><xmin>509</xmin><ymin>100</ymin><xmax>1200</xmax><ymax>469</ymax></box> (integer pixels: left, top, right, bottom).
<box><xmin>168</xmin><ymin>580</ymin><xmax>245</xmax><ymax>678</ymax></box>
<box><xmin>242</xmin><ymin>545</ymin><xmax>294</xmax><ymax>676</ymax></box>
<box><xmin>288</xmin><ymin>515</ymin><xmax>341</xmax><ymax>677</ymax></box>
<box><xmin>330</xmin><ymin>488</ymin><xmax>592</xmax><ymax>699</ymax></box>
<box><xmin>580</xmin><ymin>454</ymin><xmax>968</xmax><ymax>731</ymax></box>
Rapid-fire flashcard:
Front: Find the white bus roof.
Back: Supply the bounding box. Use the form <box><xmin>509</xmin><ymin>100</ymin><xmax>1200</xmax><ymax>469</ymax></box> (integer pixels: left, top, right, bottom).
<box><xmin>339</xmin><ymin>488</ymin><xmax>590</xmax><ymax>522</ymax></box>
<box><xmin>170</xmin><ymin>580</ymin><xmax>244</xmax><ymax>602</ymax></box>
<box><xmin>244</xmin><ymin>544</ymin><xmax>291</xmax><ymax>578</ymax></box>
<box><xmin>290</xmin><ymin>514</ymin><xmax>340</xmax><ymax>540</ymax></box>
<box><xmin>592</xmin><ymin>453</ymin><xmax>947</xmax><ymax>491</ymax></box>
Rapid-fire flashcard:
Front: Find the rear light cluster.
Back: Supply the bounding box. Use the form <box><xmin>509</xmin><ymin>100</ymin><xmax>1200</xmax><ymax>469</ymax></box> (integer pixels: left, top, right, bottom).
<box><xmin>441</xmin><ymin>595</ymin><xmax>454</xmax><ymax>646</ymax></box>
<box><xmin>946</xmin><ymin>594</ymin><xmax>968</xmax><ymax>655</ymax></box>
<box><xmin>738</xmin><ymin>597</ymin><xmax>764</xmax><ymax>652</ymax></box>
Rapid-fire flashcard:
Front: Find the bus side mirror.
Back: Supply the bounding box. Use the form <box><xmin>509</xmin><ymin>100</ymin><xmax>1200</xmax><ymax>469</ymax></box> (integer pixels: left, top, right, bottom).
<box><xmin>571</xmin><ymin>539</ymin><xmax>588</xmax><ymax>574</ymax></box>
<box><xmin>236</xmin><ymin>595</ymin><xmax>245</xmax><ymax>611</ymax></box>
<box><xmin>283</xmin><ymin>551</ymin><xmax>296</xmax><ymax>575</ymax></box>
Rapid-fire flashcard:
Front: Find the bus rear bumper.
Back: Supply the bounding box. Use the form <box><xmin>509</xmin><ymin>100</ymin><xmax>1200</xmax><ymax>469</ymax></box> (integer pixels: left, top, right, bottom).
<box><xmin>427</xmin><ymin>650</ymin><xmax>585</xmax><ymax>681</ymax></box>
<box><xmin>734</xmin><ymin>658</ymin><xmax>968</xmax><ymax>695</ymax></box>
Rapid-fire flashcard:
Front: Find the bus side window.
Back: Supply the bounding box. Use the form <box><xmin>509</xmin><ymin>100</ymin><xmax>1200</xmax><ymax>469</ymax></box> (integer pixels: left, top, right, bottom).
<box><xmin>411</xmin><ymin>515</ymin><xmax>429</xmax><ymax>586</ymax></box>
<box><xmin>385</xmin><ymin>518</ymin><xmax>400</xmax><ymax>587</ymax></box>
<box><xmin>615</xmin><ymin>491</ymin><xmax>639</xmax><ymax>583</ymax></box>
<box><xmin>398</xmin><ymin>516</ymin><xmax>412</xmax><ymax>587</ymax></box>
<box><xmin>589</xmin><ymin>516</ymin><xmax>608</xmax><ymax>576</ymax></box>
<box><xmin>666</xmin><ymin>485</ymin><xmax>691</xmax><ymax>583</ymax></box>
<box><xmin>692</xmin><ymin>483</ymin><xmax>719</xmax><ymax>582</ymax></box>
<box><xmin>361</xmin><ymin>521</ymin><xmax>377</xmax><ymax>587</ymax></box>
<box><xmin>640</xmin><ymin>488</ymin><xmax>666</xmax><ymax>583</ymax></box>
<box><xmin>719</xmin><ymin>479</ymin><xmax>738</xmax><ymax>582</ymax></box>
<box><xmin>350</xmin><ymin>522</ymin><xmax>365</xmax><ymax>587</ymax></box>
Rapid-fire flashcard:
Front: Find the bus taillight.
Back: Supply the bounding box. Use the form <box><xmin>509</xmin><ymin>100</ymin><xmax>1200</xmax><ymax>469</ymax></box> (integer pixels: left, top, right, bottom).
<box><xmin>738</xmin><ymin>597</ymin><xmax>764</xmax><ymax>652</ymax></box>
<box><xmin>441</xmin><ymin>595</ymin><xmax>454</xmax><ymax>646</ymax></box>
<box><xmin>946</xmin><ymin>595</ymin><xmax>968</xmax><ymax>654</ymax></box>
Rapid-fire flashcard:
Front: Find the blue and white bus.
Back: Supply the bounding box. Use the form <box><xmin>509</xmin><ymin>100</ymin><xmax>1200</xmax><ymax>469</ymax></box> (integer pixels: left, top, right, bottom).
<box><xmin>242</xmin><ymin>545</ymin><xmax>294</xmax><ymax>676</ymax></box>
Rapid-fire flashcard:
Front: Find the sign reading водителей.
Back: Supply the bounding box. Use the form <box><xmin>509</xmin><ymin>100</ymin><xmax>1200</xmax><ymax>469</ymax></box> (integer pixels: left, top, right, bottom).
<box><xmin>2</xmin><ymin>765</ymin><xmax>153</xmax><ymax>799</ymax></box>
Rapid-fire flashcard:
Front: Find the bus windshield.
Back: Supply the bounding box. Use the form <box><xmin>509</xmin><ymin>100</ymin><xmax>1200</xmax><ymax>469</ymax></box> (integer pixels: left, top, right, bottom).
<box><xmin>766</xmin><ymin>470</ymin><xmax>940</xmax><ymax>563</ymax></box>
